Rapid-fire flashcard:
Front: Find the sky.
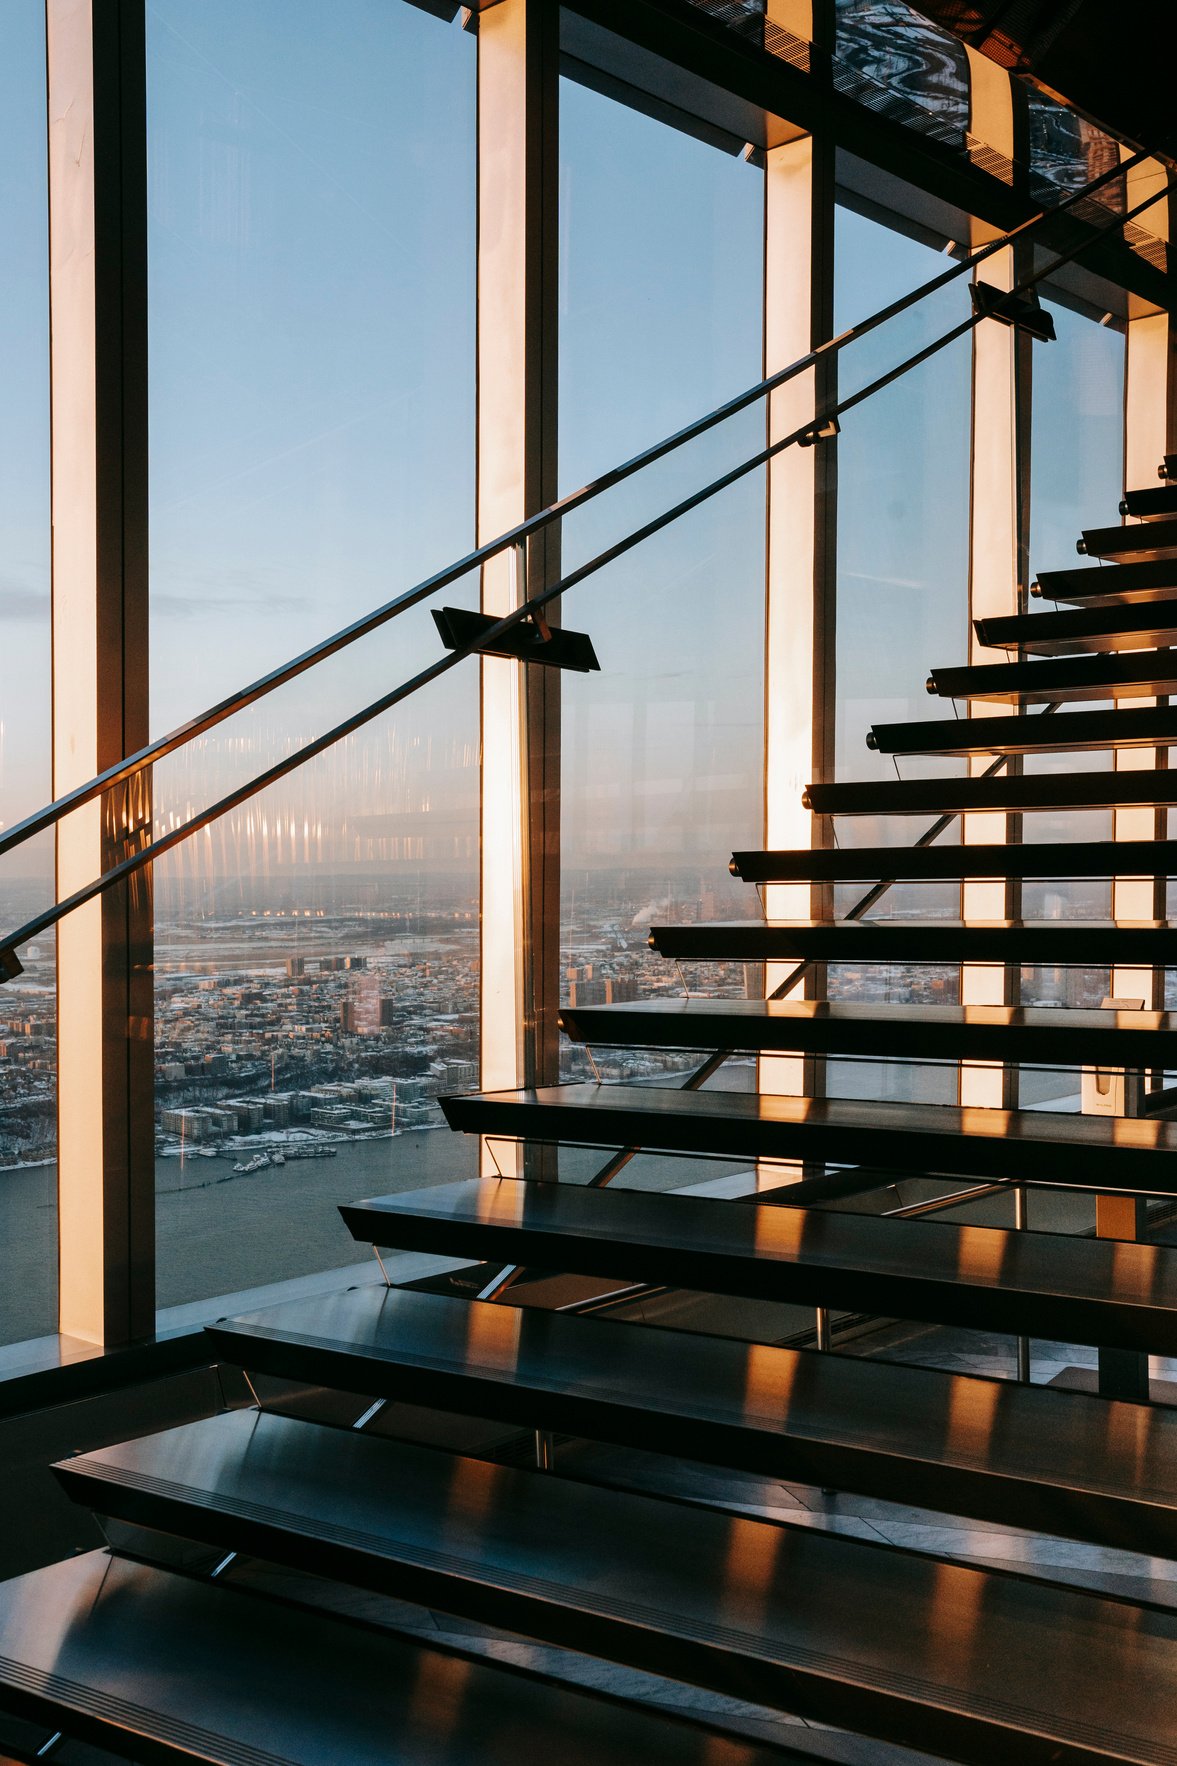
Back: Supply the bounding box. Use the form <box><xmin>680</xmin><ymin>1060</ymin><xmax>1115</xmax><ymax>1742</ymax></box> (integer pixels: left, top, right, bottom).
<box><xmin>0</xmin><ymin>0</ymin><xmax>51</xmax><ymax>845</ymax></box>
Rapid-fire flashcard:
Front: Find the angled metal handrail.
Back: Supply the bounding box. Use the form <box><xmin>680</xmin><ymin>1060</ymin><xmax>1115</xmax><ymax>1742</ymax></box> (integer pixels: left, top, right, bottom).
<box><xmin>0</xmin><ymin>143</ymin><xmax>1146</xmax><ymax>868</ymax></box>
<box><xmin>0</xmin><ymin>163</ymin><xmax>1166</xmax><ymax>971</ymax></box>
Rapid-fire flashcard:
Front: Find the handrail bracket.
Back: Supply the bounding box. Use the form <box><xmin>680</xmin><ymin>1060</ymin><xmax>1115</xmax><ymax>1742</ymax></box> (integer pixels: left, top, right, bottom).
<box><xmin>432</xmin><ymin>606</ymin><xmax>600</xmax><ymax>674</ymax></box>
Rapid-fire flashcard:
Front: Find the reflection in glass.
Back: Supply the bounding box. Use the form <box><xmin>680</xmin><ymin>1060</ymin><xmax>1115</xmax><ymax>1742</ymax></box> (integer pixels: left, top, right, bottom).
<box><xmin>147</xmin><ymin>2</ymin><xmax>479</xmax><ymax>1314</ymax></box>
<box><xmin>1020</xmin><ymin>296</ymin><xmax>1125</xmax><ymax>1099</ymax></box>
<box><xmin>828</xmin><ymin>206</ymin><xmax>971</xmax><ymax>1104</ymax></box>
<box><xmin>558</xmin><ymin>79</ymin><xmax>765</xmax><ymax>1092</ymax></box>
<box><xmin>834</xmin><ymin>0</ymin><xmax>969</xmax><ymax>148</ymax></box>
<box><xmin>1023</xmin><ymin>296</ymin><xmax>1125</xmax><ymax>944</ymax></box>
<box><xmin>0</xmin><ymin>1</ymin><xmax>56</xmax><ymax>1344</ymax></box>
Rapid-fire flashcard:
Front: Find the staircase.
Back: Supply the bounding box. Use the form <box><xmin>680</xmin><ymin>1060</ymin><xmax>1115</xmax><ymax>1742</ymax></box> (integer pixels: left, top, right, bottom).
<box><xmin>2</xmin><ymin>461</ymin><xmax>1177</xmax><ymax>1762</ymax></box>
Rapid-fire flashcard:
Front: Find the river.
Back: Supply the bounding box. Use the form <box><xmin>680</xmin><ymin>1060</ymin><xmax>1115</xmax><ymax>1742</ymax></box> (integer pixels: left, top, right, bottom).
<box><xmin>0</xmin><ymin>1123</ymin><xmax>732</xmax><ymax>1346</ymax></box>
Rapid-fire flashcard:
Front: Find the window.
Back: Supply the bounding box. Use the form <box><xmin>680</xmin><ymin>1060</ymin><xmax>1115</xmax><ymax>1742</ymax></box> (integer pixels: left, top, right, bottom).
<box><xmin>0</xmin><ymin>0</ymin><xmax>54</xmax><ymax>1345</ymax></box>
<box><xmin>147</xmin><ymin>0</ymin><xmax>479</xmax><ymax>1314</ymax></box>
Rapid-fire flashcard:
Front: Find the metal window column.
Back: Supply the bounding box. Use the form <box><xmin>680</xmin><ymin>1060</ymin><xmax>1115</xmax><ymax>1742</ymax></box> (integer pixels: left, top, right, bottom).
<box><xmin>47</xmin><ymin>0</ymin><xmax>153</xmax><ymax>1345</ymax></box>
<box><xmin>760</xmin><ymin>1</ymin><xmax>835</xmax><ymax>1132</ymax></box>
<box><xmin>961</xmin><ymin>50</ymin><xmax>1027</xmax><ymax>1113</ymax></box>
<box><xmin>476</xmin><ymin>0</ymin><xmax>560</xmax><ymax>1177</ymax></box>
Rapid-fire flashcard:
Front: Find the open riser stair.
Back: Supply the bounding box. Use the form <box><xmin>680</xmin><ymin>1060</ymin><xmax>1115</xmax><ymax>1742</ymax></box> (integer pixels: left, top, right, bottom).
<box><xmin>7</xmin><ymin>367</ymin><xmax>1177</xmax><ymax>1766</ymax></box>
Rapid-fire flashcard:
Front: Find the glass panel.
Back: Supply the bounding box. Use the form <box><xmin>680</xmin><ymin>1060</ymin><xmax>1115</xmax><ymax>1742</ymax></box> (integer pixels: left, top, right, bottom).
<box><xmin>1021</xmin><ymin>296</ymin><xmax>1125</xmax><ymax>1103</ymax></box>
<box><xmin>0</xmin><ymin>1</ymin><xmax>56</xmax><ymax>1345</ymax></box>
<box><xmin>829</xmin><ymin>204</ymin><xmax>972</xmax><ymax>1105</ymax></box>
<box><xmin>147</xmin><ymin>0</ymin><xmax>478</xmax><ymax>1317</ymax></box>
<box><xmin>558</xmin><ymin>78</ymin><xmax>765</xmax><ymax>1108</ymax></box>
<box><xmin>1028</xmin><ymin>297</ymin><xmax>1124</xmax><ymax>579</ymax></box>
<box><xmin>1027</xmin><ymin>88</ymin><xmax>1121</xmax><ymax>202</ymax></box>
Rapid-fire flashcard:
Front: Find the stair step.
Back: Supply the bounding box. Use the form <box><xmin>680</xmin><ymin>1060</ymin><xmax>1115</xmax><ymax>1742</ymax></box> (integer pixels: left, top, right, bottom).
<box><xmin>868</xmin><ymin>705</ymin><xmax>1177</xmax><ymax>756</ymax></box>
<box><xmin>803</xmin><ymin>769</ymin><xmax>1177</xmax><ymax>816</ymax></box>
<box><xmin>207</xmin><ymin>1282</ymin><xmax>1177</xmax><ymax>1558</ymax></box>
<box><xmin>0</xmin><ymin>1550</ymin><xmax>762</xmax><ymax>1766</ymax></box>
<box><xmin>341</xmin><ymin>1179</ymin><xmax>1177</xmax><ymax>1347</ymax></box>
<box><xmin>440</xmin><ymin>1081</ymin><xmax>1177</xmax><ymax>1198</ymax></box>
<box><xmin>1078</xmin><ymin>517</ymin><xmax>1177</xmax><ymax>563</ymax></box>
<box><xmin>928</xmin><ymin>650</ymin><xmax>1177</xmax><ymax>704</ymax></box>
<box><xmin>52</xmin><ymin>1408</ymin><xmax>1177</xmax><ymax>1764</ymax></box>
<box><xmin>648</xmin><ymin>918</ymin><xmax>1177</xmax><ymax>964</ymax></box>
<box><xmin>1032</xmin><ymin>559</ymin><xmax>1177</xmax><ymax>605</ymax></box>
<box><xmin>1121</xmin><ymin>485</ymin><xmax>1177</xmax><ymax>520</ymax></box>
<box><xmin>557</xmin><ymin>996</ymin><xmax>1177</xmax><ymax>1066</ymax></box>
<box><xmin>975</xmin><ymin>601</ymin><xmax>1177</xmax><ymax>654</ymax></box>
<box><xmin>730</xmin><ymin>841</ymin><xmax>1177</xmax><ymax>882</ymax></box>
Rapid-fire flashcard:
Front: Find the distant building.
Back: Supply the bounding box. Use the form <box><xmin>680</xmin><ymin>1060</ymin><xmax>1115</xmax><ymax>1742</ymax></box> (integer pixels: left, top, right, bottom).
<box><xmin>340</xmin><ymin>973</ymin><xmax>394</xmax><ymax>1035</ymax></box>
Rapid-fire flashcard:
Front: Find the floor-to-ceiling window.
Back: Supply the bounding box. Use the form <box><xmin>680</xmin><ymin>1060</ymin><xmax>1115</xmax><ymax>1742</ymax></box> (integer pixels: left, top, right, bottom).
<box><xmin>556</xmin><ymin>76</ymin><xmax>765</xmax><ymax>1164</ymax></box>
<box><xmin>1021</xmin><ymin>295</ymin><xmax>1125</xmax><ymax>1084</ymax></box>
<box><xmin>828</xmin><ymin>202</ymin><xmax>972</xmax><ymax>1106</ymax></box>
<box><xmin>147</xmin><ymin>0</ymin><xmax>479</xmax><ymax>1315</ymax></box>
<box><xmin>0</xmin><ymin>1</ymin><xmax>55</xmax><ymax>1345</ymax></box>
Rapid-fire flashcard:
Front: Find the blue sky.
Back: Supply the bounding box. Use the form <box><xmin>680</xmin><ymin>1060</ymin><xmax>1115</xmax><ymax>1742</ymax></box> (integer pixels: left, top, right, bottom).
<box><xmin>0</xmin><ymin>0</ymin><xmax>50</xmax><ymax>849</ymax></box>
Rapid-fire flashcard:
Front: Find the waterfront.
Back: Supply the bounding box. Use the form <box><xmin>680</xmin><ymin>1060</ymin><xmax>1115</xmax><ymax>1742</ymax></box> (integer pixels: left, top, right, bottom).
<box><xmin>0</xmin><ymin>1127</ymin><xmax>480</xmax><ymax>1345</ymax></box>
<box><xmin>0</xmin><ymin>1099</ymin><xmax>750</xmax><ymax>1345</ymax></box>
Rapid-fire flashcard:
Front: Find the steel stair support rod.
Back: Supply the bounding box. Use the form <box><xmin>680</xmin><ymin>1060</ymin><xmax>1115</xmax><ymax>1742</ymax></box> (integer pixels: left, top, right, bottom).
<box><xmin>0</xmin><ymin>152</ymin><xmax>1147</xmax><ymax>867</ymax></box>
<box><xmin>1015</xmin><ymin>1186</ymin><xmax>1031</xmax><ymax>1383</ymax></box>
<box><xmin>584</xmin><ymin>707</ymin><xmax>1060</xmax><ymax>1189</ymax></box>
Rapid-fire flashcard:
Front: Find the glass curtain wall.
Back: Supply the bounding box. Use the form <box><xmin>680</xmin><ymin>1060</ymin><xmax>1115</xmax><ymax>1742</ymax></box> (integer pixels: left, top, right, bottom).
<box><xmin>828</xmin><ymin>203</ymin><xmax>972</xmax><ymax>1105</ymax></box>
<box><xmin>0</xmin><ymin>1</ymin><xmax>55</xmax><ymax>1345</ymax></box>
<box><xmin>1021</xmin><ymin>296</ymin><xmax>1125</xmax><ymax>1062</ymax></box>
<box><xmin>556</xmin><ymin>77</ymin><xmax>766</xmax><ymax>1135</ymax></box>
<box><xmin>147</xmin><ymin>0</ymin><xmax>479</xmax><ymax>1315</ymax></box>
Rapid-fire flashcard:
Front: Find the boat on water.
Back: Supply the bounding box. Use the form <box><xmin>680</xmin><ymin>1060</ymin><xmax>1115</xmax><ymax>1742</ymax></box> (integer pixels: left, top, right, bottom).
<box><xmin>270</xmin><ymin>1150</ymin><xmax>285</xmax><ymax>1166</ymax></box>
<box><xmin>232</xmin><ymin>1152</ymin><xmax>272</xmax><ymax>1175</ymax></box>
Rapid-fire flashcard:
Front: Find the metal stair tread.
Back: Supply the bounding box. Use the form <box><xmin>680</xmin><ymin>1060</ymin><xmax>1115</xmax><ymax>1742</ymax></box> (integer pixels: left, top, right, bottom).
<box><xmin>1032</xmin><ymin>559</ymin><xmax>1177</xmax><ymax>605</ymax></box>
<box><xmin>1079</xmin><ymin>518</ymin><xmax>1177</xmax><ymax>563</ymax></box>
<box><xmin>51</xmin><ymin>1409</ymin><xmax>1177</xmax><ymax>1766</ymax></box>
<box><xmin>729</xmin><ymin>842</ymin><xmax>1177</xmax><ymax>882</ymax></box>
<box><xmin>974</xmin><ymin>601</ymin><xmax>1177</xmax><ymax>654</ymax></box>
<box><xmin>802</xmin><ymin>770</ymin><xmax>1177</xmax><ymax>816</ymax></box>
<box><xmin>867</xmin><ymin>705</ymin><xmax>1177</xmax><ymax>756</ymax></box>
<box><xmin>928</xmin><ymin>649</ymin><xmax>1177</xmax><ymax>703</ymax></box>
<box><xmin>647</xmin><ymin>918</ymin><xmax>1177</xmax><ymax>963</ymax></box>
<box><xmin>209</xmin><ymin>1281</ymin><xmax>1177</xmax><ymax>1550</ymax></box>
<box><xmin>0</xmin><ymin>1551</ymin><xmax>777</xmax><ymax>1766</ymax></box>
<box><xmin>339</xmin><ymin>1175</ymin><xmax>1177</xmax><ymax>1350</ymax></box>
<box><xmin>556</xmin><ymin>994</ymin><xmax>1177</xmax><ymax>1065</ymax></box>
<box><xmin>438</xmin><ymin>1081</ymin><xmax>1177</xmax><ymax>1196</ymax></box>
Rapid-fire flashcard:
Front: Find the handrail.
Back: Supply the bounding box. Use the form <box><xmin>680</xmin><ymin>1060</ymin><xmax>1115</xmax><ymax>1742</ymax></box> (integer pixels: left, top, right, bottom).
<box><xmin>0</xmin><ymin>144</ymin><xmax>1147</xmax><ymax>867</ymax></box>
<box><xmin>0</xmin><ymin>162</ymin><xmax>1165</xmax><ymax>973</ymax></box>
